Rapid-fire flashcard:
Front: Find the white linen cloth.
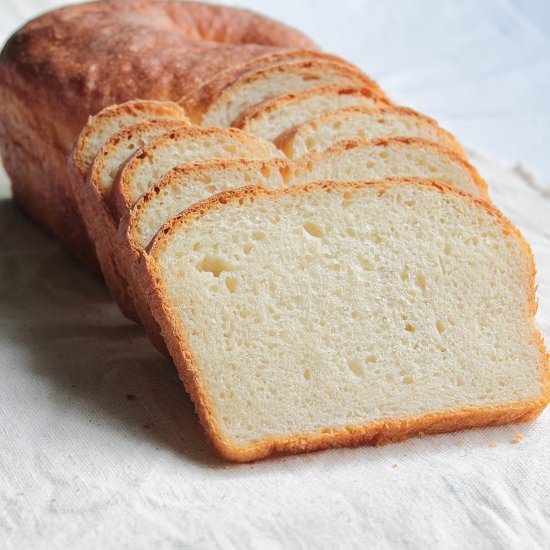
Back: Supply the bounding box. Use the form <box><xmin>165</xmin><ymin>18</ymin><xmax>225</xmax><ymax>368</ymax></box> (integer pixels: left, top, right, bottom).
<box><xmin>0</xmin><ymin>1</ymin><xmax>549</xmax><ymax>548</ymax></box>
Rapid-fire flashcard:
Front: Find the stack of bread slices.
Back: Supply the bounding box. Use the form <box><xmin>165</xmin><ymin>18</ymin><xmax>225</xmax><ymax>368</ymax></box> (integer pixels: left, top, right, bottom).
<box><xmin>70</xmin><ymin>50</ymin><xmax>548</xmax><ymax>462</ymax></box>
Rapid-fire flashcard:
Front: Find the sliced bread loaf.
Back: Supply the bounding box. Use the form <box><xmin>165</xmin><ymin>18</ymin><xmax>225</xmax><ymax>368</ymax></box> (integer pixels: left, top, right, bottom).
<box><xmin>141</xmin><ymin>180</ymin><xmax>549</xmax><ymax>462</ymax></box>
<box><xmin>76</xmin><ymin>120</ymin><xmax>189</xmax><ymax>320</ymax></box>
<box><xmin>110</xmin><ymin>127</ymin><xmax>283</xmax><ymax>220</ymax></box>
<box><xmin>290</xmin><ymin>138</ymin><xmax>487</xmax><ymax>199</ymax></box>
<box><xmin>232</xmin><ymin>85</ymin><xmax>389</xmax><ymax>142</ymax></box>
<box><xmin>117</xmin><ymin>159</ymin><xmax>289</xmax><ymax>352</ymax></box>
<box><xmin>278</xmin><ymin>106</ymin><xmax>465</xmax><ymax>158</ymax></box>
<box><xmin>198</xmin><ymin>60</ymin><xmax>382</xmax><ymax>128</ymax></box>
<box><xmin>71</xmin><ymin>100</ymin><xmax>189</xmax><ymax>182</ymax></box>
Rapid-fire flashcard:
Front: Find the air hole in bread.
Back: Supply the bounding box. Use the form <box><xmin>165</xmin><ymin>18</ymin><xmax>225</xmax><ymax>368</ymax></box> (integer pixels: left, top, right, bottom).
<box><xmin>225</xmin><ymin>277</ymin><xmax>238</xmax><ymax>293</ymax></box>
<box><xmin>415</xmin><ymin>272</ymin><xmax>426</xmax><ymax>290</ymax></box>
<box><xmin>197</xmin><ymin>255</ymin><xmax>236</xmax><ymax>277</ymax></box>
<box><xmin>303</xmin><ymin>221</ymin><xmax>324</xmax><ymax>238</ymax></box>
<box><xmin>347</xmin><ymin>359</ymin><xmax>364</xmax><ymax>378</ymax></box>
<box><xmin>359</xmin><ymin>255</ymin><xmax>374</xmax><ymax>270</ymax></box>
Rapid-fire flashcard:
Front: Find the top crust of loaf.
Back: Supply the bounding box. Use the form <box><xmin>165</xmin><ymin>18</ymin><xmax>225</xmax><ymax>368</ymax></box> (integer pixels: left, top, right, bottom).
<box><xmin>71</xmin><ymin>100</ymin><xmax>189</xmax><ymax>180</ymax></box>
<box><xmin>1</xmin><ymin>1</ymin><xmax>317</xmax><ymax>149</ymax></box>
<box><xmin>144</xmin><ymin>179</ymin><xmax>549</xmax><ymax>462</ymax></box>
<box><xmin>198</xmin><ymin>59</ymin><xmax>383</xmax><ymax>127</ymax></box>
<box><xmin>111</xmin><ymin>126</ymin><xmax>283</xmax><ymax>219</ymax></box>
<box><xmin>276</xmin><ymin>105</ymin><xmax>465</xmax><ymax>158</ymax></box>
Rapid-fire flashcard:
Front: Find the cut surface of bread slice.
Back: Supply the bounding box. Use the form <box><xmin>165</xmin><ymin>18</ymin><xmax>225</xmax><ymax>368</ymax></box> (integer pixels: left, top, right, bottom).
<box><xmin>290</xmin><ymin>138</ymin><xmax>487</xmax><ymax>199</ymax></box>
<box><xmin>117</xmin><ymin>159</ymin><xmax>289</xmax><ymax>353</ymax></box>
<box><xmin>124</xmin><ymin>159</ymin><xmax>289</xmax><ymax>251</ymax></box>
<box><xmin>198</xmin><ymin>59</ymin><xmax>381</xmax><ymax>128</ymax></box>
<box><xmin>142</xmin><ymin>180</ymin><xmax>549</xmax><ymax>462</ymax></box>
<box><xmin>71</xmin><ymin>100</ymin><xmax>189</xmax><ymax>182</ymax></box>
<box><xmin>75</xmin><ymin>120</ymin><xmax>189</xmax><ymax>320</ymax></box>
<box><xmin>233</xmin><ymin>85</ymin><xmax>389</xmax><ymax>142</ymax></box>
<box><xmin>111</xmin><ymin>127</ymin><xmax>283</xmax><ymax>220</ymax></box>
<box><xmin>278</xmin><ymin>106</ymin><xmax>464</xmax><ymax>158</ymax></box>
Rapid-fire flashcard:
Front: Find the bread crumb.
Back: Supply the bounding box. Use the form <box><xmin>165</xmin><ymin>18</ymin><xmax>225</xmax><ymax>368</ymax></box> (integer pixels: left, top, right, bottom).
<box><xmin>512</xmin><ymin>434</ymin><xmax>523</xmax><ymax>444</ymax></box>
<box><xmin>488</xmin><ymin>442</ymin><xmax>497</xmax><ymax>448</ymax></box>
<box><xmin>392</xmin><ymin>464</ymin><xmax>398</xmax><ymax>469</ymax></box>
<box><xmin>456</xmin><ymin>439</ymin><xmax>464</xmax><ymax>446</ymax></box>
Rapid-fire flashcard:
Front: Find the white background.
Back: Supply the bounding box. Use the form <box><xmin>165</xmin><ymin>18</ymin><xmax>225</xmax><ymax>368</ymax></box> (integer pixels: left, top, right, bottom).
<box><xmin>0</xmin><ymin>1</ymin><xmax>549</xmax><ymax>549</ymax></box>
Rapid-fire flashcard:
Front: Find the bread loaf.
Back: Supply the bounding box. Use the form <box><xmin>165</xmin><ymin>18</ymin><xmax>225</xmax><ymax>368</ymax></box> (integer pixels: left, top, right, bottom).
<box><xmin>291</xmin><ymin>138</ymin><xmax>487</xmax><ymax>199</ymax></box>
<box><xmin>141</xmin><ymin>180</ymin><xmax>549</xmax><ymax>461</ymax></box>
<box><xmin>232</xmin><ymin>85</ymin><xmax>388</xmax><ymax>142</ymax></box>
<box><xmin>2</xmin><ymin>1</ymin><xmax>547</xmax><ymax>461</ymax></box>
<box><xmin>277</xmin><ymin>106</ymin><xmax>465</xmax><ymax>158</ymax></box>
<box><xmin>0</xmin><ymin>0</ymin><xmax>316</xmax><ymax>268</ymax></box>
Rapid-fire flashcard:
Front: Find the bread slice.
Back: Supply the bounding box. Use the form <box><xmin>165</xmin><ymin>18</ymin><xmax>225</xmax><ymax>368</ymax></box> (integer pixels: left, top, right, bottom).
<box><xmin>198</xmin><ymin>59</ymin><xmax>382</xmax><ymax>128</ymax></box>
<box><xmin>75</xmin><ymin>120</ymin><xmax>189</xmax><ymax>320</ymax></box>
<box><xmin>71</xmin><ymin>100</ymin><xmax>189</xmax><ymax>182</ymax></box>
<box><xmin>232</xmin><ymin>85</ymin><xmax>389</xmax><ymax>142</ymax></box>
<box><xmin>116</xmin><ymin>159</ymin><xmax>289</xmax><ymax>352</ymax></box>
<box><xmin>141</xmin><ymin>180</ymin><xmax>549</xmax><ymax>462</ymax></box>
<box><xmin>181</xmin><ymin>50</ymin><xmax>345</xmax><ymax>121</ymax></box>
<box><xmin>278</xmin><ymin>106</ymin><xmax>465</xmax><ymax>158</ymax></box>
<box><xmin>290</xmin><ymin>138</ymin><xmax>488</xmax><ymax>199</ymax></box>
<box><xmin>110</xmin><ymin>127</ymin><xmax>283</xmax><ymax>220</ymax></box>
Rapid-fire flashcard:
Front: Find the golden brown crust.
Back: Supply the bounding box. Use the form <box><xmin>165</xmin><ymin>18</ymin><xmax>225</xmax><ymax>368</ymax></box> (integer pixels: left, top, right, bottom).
<box><xmin>198</xmin><ymin>59</ymin><xmax>384</xmax><ymax>126</ymax></box>
<box><xmin>0</xmin><ymin>0</ymin><xmax>316</xmax><ymax>267</ymax></box>
<box><xmin>276</xmin><ymin>105</ymin><xmax>466</xmax><ymax>158</ymax></box>
<box><xmin>290</xmin><ymin>137</ymin><xmax>489</xmax><ymax>199</ymax></box>
<box><xmin>232</xmin><ymin>84</ymin><xmax>390</xmax><ymax>131</ymax></box>
<box><xmin>110</xmin><ymin>126</ymin><xmax>281</xmax><ymax>220</ymax></box>
<box><xmin>142</xmin><ymin>179</ymin><xmax>549</xmax><ymax>462</ymax></box>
